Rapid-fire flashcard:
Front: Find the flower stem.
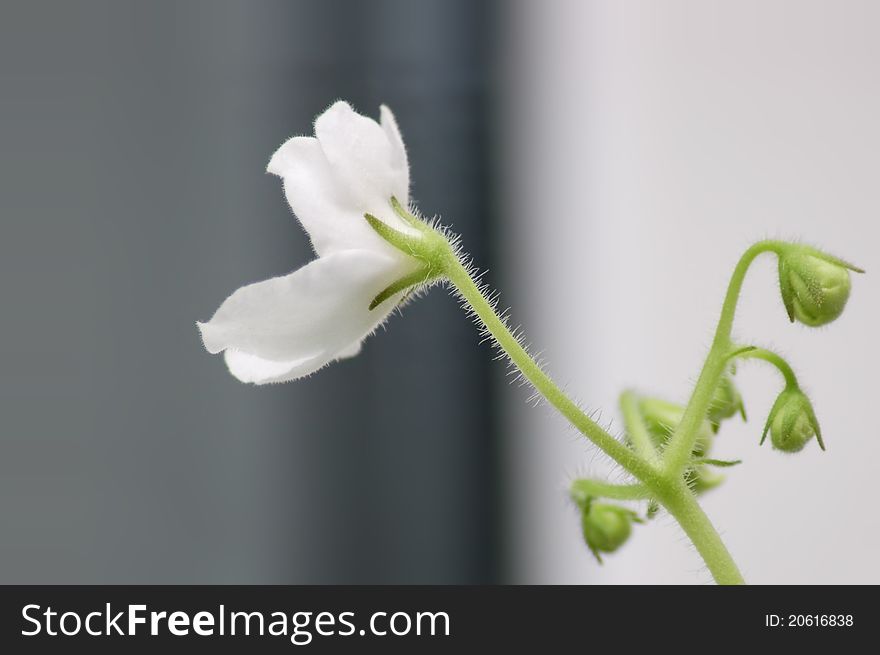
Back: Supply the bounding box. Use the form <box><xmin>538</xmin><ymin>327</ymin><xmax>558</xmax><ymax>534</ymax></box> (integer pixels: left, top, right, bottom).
<box><xmin>737</xmin><ymin>346</ymin><xmax>798</xmax><ymax>388</ymax></box>
<box><xmin>620</xmin><ymin>390</ymin><xmax>660</xmax><ymax>465</ymax></box>
<box><xmin>442</xmin><ymin>254</ymin><xmax>659</xmax><ymax>483</ymax></box>
<box><xmin>570</xmin><ymin>479</ymin><xmax>651</xmax><ymax>503</ymax></box>
<box><xmin>663</xmin><ymin>240</ymin><xmax>783</xmax><ymax>474</ymax></box>
<box><xmin>441</xmin><ymin>249</ymin><xmax>744</xmax><ymax>584</ymax></box>
<box><xmin>658</xmin><ymin>482</ymin><xmax>745</xmax><ymax>585</ymax></box>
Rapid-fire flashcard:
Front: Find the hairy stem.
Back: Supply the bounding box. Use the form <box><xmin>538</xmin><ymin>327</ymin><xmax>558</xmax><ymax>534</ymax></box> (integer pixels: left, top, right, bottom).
<box><xmin>737</xmin><ymin>346</ymin><xmax>798</xmax><ymax>388</ymax></box>
<box><xmin>658</xmin><ymin>482</ymin><xmax>745</xmax><ymax>585</ymax></box>
<box><xmin>442</xmin><ymin>253</ymin><xmax>659</xmax><ymax>483</ymax></box>
<box><xmin>663</xmin><ymin>241</ymin><xmax>783</xmax><ymax>473</ymax></box>
<box><xmin>441</xmin><ymin>248</ymin><xmax>744</xmax><ymax>583</ymax></box>
<box><xmin>570</xmin><ymin>479</ymin><xmax>651</xmax><ymax>504</ymax></box>
<box><xmin>620</xmin><ymin>390</ymin><xmax>660</xmax><ymax>465</ymax></box>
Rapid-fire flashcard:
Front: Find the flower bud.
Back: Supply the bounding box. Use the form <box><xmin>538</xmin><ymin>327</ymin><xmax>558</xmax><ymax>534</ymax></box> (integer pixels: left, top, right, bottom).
<box><xmin>708</xmin><ymin>375</ymin><xmax>746</xmax><ymax>432</ymax></box>
<box><xmin>580</xmin><ymin>502</ymin><xmax>638</xmax><ymax>562</ymax></box>
<box><xmin>761</xmin><ymin>388</ymin><xmax>824</xmax><ymax>453</ymax></box>
<box><xmin>639</xmin><ymin>398</ymin><xmax>714</xmax><ymax>456</ymax></box>
<box><xmin>687</xmin><ymin>466</ymin><xmax>722</xmax><ymax>494</ymax></box>
<box><xmin>777</xmin><ymin>246</ymin><xmax>862</xmax><ymax>327</ymax></box>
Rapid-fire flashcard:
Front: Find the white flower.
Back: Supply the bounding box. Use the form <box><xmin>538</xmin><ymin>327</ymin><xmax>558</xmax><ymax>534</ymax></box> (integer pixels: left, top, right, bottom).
<box><xmin>198</xmin><ymin>101</ymin><xmax>424</xmax><ymax>384</ymax></box>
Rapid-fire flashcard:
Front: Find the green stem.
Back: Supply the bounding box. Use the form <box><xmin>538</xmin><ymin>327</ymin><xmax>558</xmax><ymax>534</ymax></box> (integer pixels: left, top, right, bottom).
<box><xmin>438</xmin><ymin>242</ymin><xmax>744</xmax><ymax>584</ymax></box>
<box><xmin>620</xmin><ymin>390</ymin><xmax>660</xmax><ymax>465</ymax></box>
<box><xmin>570</xmin><ymin>479</ymin><xmax>651</xmax><ymax>505</ymax></box>
<box><xmin>737</xmin><ymin>346</ymin><xmax>798</xmax><ymax>388</ymax></box>
<box><xmin>663</xmin><ymin>241</ymin><xmax>783</xmax><ymax>473</ymax></box>
<box><xmin>442</xmin><ymin>254</ymin><xmax>659</xmax><ymax>483</ymax></box>
<box><xmin>659</xmin><ymin>482</ymin><xmax>745</xmax><ymax>585</ymax></box>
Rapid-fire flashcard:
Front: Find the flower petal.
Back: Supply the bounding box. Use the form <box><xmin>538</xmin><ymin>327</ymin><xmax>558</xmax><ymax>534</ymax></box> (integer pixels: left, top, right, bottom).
<box><xmin>198</xmin><ymin>249</ymin><xmax>415</xmax><ymax>362</ymax></box>
<box><xmin>336</xmin><ymin>340</ymin><xmax>363</xmax><ymax>359</ymax></box>
<box><xmin>267</xmin><ymin>136</ymin><xmax>394</xmax><ymax>255</ymax></box>
<box><xmin>380</xmin><ymin>104</ymin><xmax>409</xmax><ymax>197</ymax></box>
<box><xmin>224</xmin><ymin>349</ymin><xmax>335</xmax><ymax>384</ymax></box>
<box><xmin>315</xmin><ymin>101</ymin><xmax>410</xmax><ymax>224</ymax></box>
<box><xmin>223</xmin><ymin>338</ymin><xmax>363</xmax><ymax>385</ymax></box>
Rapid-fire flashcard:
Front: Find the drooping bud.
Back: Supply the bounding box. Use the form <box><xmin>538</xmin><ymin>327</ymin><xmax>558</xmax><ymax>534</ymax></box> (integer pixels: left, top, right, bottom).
<box><xmin>637</xmin><ymin>397</ymin><xmax>736</xmax><ymax>494</ymax></box>
<box><xmin>761</xmin><ymin>387</ymin><xmax>824</xmax><ymax>453</ymax></box>
<box><xmin>777</xmin><ymin>246</ymin><xmax>862</xmax><ymax>327</ymax></box>
<box><xmin>638</xmin><ymin>397</ymin><xmax>714</xmax><ymax>457</ymax></box>
<box><xmin>579</xmin><ymin>500</ymin><xmax>639</xmax><ymax>562</ymax></box>
<box><xmin>684</xmin><ymin>457</ymin><xmax>742</xmax><ymax>495</ymax></box>
<box><xmin>688</xmin><ymin>466</ymin><xmax>725</xmax><ymax>494</ymax></box>
<box><xmin>708</xmin><ymin>374</ymin><xmax>746</xmax><ymax>432</ymax></box>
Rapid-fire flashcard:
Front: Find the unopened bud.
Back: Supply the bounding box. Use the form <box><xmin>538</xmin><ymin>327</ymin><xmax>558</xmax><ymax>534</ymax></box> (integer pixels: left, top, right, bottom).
<box><xmin>688</xmin><ymin>466</ymin><xmax>725</xmax><ymax>494</ymax></box>
<box><xmin>580</xmin><ymin>501</ymin><xmax>638</xmax><ymax>562</ymax></box>
<box><xmin>761</xmin><ymin>387</ymin><xmax>824</xmax><ymax>453</ymax></box>
<box><xmin>639</xmin><ymin>397</ymin><xmax>714</xmax><ymax>457</ymax></box>
<box><xmin>778</xmin><ymin>246</ymin><xmax>862</xmax><ymax>327</ymax></box>
<box><xmin>708</xmin><ymin>375</ymin><xmax>746</xmax><ymax>432</ymax></box>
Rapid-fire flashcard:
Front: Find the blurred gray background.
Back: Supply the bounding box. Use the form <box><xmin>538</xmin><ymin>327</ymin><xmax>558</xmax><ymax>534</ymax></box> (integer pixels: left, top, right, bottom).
<box><xmin>3</xmin><ymin>0</ymin><xmax>879</xmax><ymax>585</ymax></box>
<box><xmin>1</xmin><ymin>0</ymin><xmax>498</xmax><ymax>583</ymax></box>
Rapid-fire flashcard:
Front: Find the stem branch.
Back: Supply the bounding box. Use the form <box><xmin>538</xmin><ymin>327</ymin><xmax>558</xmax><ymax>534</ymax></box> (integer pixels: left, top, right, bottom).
<box><xmin>659</xmin><ymin>482</ymin><xmax>745</xmax><ymax>585</ymax></box>
<box><xmin>570</xmin><ymin>479</ymin><xmax>651</xmax><ymax>504</ymax></box>
<box><xmin>443</xmin><ymin>254</ymin><xmax>658</xmax><ymax>483</ymax></box>
<box><xmin>663</xmin><ymin>241</ymin><xmax>782</xmax><ymax>473</ymax></box>
<box><xmin>620</xmin><ymin>390</ymin><xmax>660</xmax><ymax>465</ymax></box>
<box><xmin>737</xmin><ymin>346</ymin><xmax>798</xmax><ymax>388</ymax></box>
<box><xmin>438</xmin><ymin>241</ymin><xmax>745</xmax><ymax>584</ymax></box>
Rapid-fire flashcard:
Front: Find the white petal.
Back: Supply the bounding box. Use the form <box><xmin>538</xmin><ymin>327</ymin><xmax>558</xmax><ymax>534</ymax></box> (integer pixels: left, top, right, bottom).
<box><xmin>380</xmin><ymin>104</ymin><xmax>409</xmax><ymax>200</ymax></box>
<box><xmin>223</xmin><ymin>341</ymin><xmax>362</xmax><ymax>384</ymax></box>
<box><xmin>315</xmin><ymin>101</ymin><xmax>410</xmax><ymax>223</ymax></box>
<box><xmin>223</xmin><ymin>337</ymin><xmax>363</xmax><ymax>385</ymax></box>
<box><xmin>336</xmin><ymin>340</ymin><xmax>363</xmax><ymax>359</ymax></box>
<box><xmin>267</xmin><ymin>136</ymin><xmax>394</xmax><ymax>256</ymax></box>
<box><xmin>223</xmin><ymin>349</ymin><xmax>337</xmax><ymax>384</ymax></box>
<box><xmin>198</xmin><ymin>249</ymin><xmax>415</xmax><ymax>362</ymax></box>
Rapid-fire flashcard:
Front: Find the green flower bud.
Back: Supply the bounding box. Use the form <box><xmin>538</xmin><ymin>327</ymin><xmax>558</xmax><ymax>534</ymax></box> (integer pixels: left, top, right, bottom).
<box><xmin>777</xmin><ymin>246</ymin><xmax>862</xmax><ymax>327</ymax></box>
<box><xmin>708</xmin><ymin>375</ymin><xmax>746</xmax><ymax>432</ymax></box>
<box><xmin>761</xmin><ymin>387</ymin><xmax>824</xmax><ymax>453</ymax></box>
<box><xmin>580</xmin><ymin>501</ymin><xmax>638</xmax><ymax>562</ymax></box>
<box><xmin>638</xmin><ymin>397</ymin><xmax>714</xmax><ymax>456</ymax></box>
<box><xmin>686</xmin><ymin>457</ymin><xmax>741</xmax><ymax>495</ymax></box>
<box><xmin>688</xmin><ymin>466</ymin><xmax>725</xmax><ymax>494</ymax></box>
